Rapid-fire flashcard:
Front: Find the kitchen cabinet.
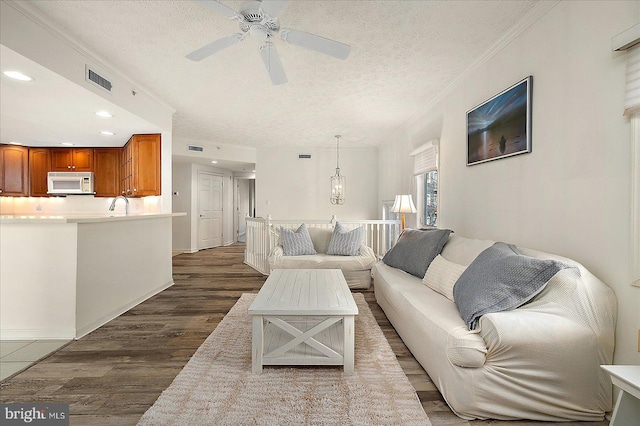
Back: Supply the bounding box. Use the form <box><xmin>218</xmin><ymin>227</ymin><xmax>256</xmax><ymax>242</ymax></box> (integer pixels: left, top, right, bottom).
<box><xmin>29</xmin><ymin>148</ymin><xmax>51</xmax><ymax>197</ymax></box>
<box><xmin>51</xmin><ymin>148</ymin><xmax>94</xmax><ymax>172</ymax></box>
<box><xmin>93</xmin><ymin>148</ymin><xmax>120</xmax><ymax>197</ymax></box>
<box><xmin>0</xmin><ymin>145</ymin><xmax>29</xmax><ymax>196</ymax></box>
<box><xmin>121</xmin><ymin>134</ymin><xmax>161</xmax><ymax>197</ymax></box>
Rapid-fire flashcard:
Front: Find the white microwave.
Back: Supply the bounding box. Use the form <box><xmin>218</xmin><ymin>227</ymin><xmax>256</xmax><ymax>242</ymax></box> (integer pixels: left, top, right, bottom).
<box><xmin>47</xmin><ymin>172</ymin><xmax>95</xmax><ymax>195</ymax></box>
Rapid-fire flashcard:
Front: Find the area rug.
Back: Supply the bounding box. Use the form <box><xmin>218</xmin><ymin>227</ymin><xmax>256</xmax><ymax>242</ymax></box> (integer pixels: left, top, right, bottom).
<box><xmin>137</xmin><ymin>293</ymin><xmax>431</xmax><ymax>426</ymax></box>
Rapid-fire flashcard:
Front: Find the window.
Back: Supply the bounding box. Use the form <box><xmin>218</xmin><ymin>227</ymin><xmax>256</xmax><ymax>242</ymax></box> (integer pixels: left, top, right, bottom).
<box><xmin>422</xmin><ymin>170</ymin><xmax>438</xmax><ymax>226</ymax></box>
<box><xmin>411</xmin><ymin>140</ymin><xmax>439</xmax><ymax>227</ymax></box>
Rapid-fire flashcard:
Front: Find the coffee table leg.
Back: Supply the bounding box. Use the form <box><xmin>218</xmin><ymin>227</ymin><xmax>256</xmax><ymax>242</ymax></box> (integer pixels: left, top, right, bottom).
<box><xmin>252</xmin><ymin>315</ymin><xmax>264</xmax><ymax>373</ymax></box>
<box><xmin>343</xmin><ymin>315</ymin><xmax>355</xmax><ymax>375</ymax></box>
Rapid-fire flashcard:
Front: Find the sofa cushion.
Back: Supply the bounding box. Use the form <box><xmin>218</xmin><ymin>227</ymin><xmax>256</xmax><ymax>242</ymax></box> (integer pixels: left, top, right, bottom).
<box><xmin>382</xmin><ymin>228</ymin><xmax>452</xmax><ymax>278</ymax></box>
<box><xmin>308</xmin><ymin>227</ymin><xmax>333</xmax><ymax>254</ymax></box>
<box><xmin>372</xmin><ymin>262</ymin><xmax>487</xmax><ymax>368</ymax></box>
<box><xmin>422</xmin><ymin>255</ymin><xmax>467</xmax><ymax>301</ymax></box>
<box><xmin>281</xmin><ymin>224</ymin><xmax>316</xmax><ymax>256</ymax></box>
<box><xmin>327</xmin><ymin>222</ymin><xmax>364</xmax><ymax>256</ymax></box>
<box><xmin>453</xmin><ymin>242</ymin><xmax>571</xmax><ymax>330</ymax></box>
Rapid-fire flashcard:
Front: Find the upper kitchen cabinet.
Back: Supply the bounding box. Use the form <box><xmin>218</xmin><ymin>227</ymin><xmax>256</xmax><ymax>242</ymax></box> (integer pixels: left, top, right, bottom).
<box><xmin>0</xmin><ymin>145</ymin><xmax>29</xmax><ymax>197</ymax></box>
<box><xmin>121</xmin><ymin>134</ymin><xmax>161</xmax><ymax>197</ymax></box>
<box><xmin>29</xmin><ymin>148</ymin><xmax>51</xmax><ymax>197</ymax></box>
<box><xmin>51</xmin><ymin>148</ymin><xmax>94</xmax><ymax>172</ymax></box>
<box><xmin>93</xmin><ymin>148</ymin><xmax>120</xmax><ymax>197</ymax></box>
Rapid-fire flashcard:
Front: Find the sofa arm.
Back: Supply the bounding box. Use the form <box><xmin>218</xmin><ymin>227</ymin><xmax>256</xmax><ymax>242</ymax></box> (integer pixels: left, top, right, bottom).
<box><xmin>267</xmin><ymin>245</ymin><xmax>284</xmax><ymax>270</ymax></box>
<box><xmin>358</xmin><ymin>244</ymin><xmax>375</xmax><ymax>257</ymax></box>
<box><xmin>480</xmin><ymin>307</ymin><xmax>602</xmax><ymax>362</ymax></box>
<box><xmin>478</xmin><ymin>306</ymin><xmax>612</xmax><ymax>410</ymax></box>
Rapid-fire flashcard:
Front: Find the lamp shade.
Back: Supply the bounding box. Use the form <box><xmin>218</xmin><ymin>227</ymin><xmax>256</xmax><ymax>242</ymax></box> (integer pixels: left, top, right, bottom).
<box><xmin>391</xmin><ymin>194</ymin><xmax>417</xmax><ymax>214</ymax></box>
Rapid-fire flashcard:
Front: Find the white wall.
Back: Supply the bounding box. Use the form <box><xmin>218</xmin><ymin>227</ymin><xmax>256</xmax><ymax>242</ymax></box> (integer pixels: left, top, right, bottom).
<box><xmin>379</xmin><ymin>1</ymin><xmax>639</xmax><ymax>364</ymax></box>
<box><xmin>76</xmin><ymin>218</ymin><xmax>173</xmax><ymax>337</ymax></box>
<box><xmin>173</xmin><ymin>137</ymin><xmax>257</xmax><ymax>164</ymax></box>
<box><xmin>256</xmin><ymin>147</ymin><xmax>378</xmax><ymax>220</ymax></box>
<box><xmin>172</xmin><ymin>162</ymin><xmax>192</xmax><ymax>252</ymax></box>
<box><xmin>0</xmin><ymin>223</ymin><xmax>77</xmax><ymax>339</ymax></box>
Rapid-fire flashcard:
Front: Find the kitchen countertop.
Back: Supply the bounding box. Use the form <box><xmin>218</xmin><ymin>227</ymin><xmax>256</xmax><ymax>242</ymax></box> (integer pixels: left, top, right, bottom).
<box><xmin>0</xmin><ymin>212</ymin><xmax>186</xmax><ymax>224</ymax></box>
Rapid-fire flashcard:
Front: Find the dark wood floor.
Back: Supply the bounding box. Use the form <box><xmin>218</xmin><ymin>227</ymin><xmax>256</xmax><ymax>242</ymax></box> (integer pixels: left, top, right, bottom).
<box><xmin>0</xmin><ymin>245</ymin><xmax>608</xmax><ymax>426</ymax></box>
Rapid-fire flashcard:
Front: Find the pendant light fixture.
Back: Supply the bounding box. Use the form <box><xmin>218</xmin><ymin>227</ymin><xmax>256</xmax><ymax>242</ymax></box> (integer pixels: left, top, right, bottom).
<box><xmin>330</xmin><ymin>135</ymin><xmax>346</xmax><ymax>205</ymax></box>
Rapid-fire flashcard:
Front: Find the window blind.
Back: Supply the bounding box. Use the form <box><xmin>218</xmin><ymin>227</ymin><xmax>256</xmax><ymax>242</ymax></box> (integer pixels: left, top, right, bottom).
<box><xmin>411</xmin><ymin>141</ymin><xmax>438</xmax><ymax>175</ymax></box>
<box><xmin>625</xmin><ymin>44</ymin><xmax>640</xmax><ymax>116</ymax></box>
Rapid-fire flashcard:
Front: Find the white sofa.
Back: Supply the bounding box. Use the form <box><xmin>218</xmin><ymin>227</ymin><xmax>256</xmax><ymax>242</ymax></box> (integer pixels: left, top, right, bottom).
<box><xmin>373</xmin><ymin>234</ymin><xmax>617</xmax><ymax>421</ymax></box>
<box><xmin>268</xmin><ymin>227</ymin><xmax>377</xmax><ymax>289</ymax></box>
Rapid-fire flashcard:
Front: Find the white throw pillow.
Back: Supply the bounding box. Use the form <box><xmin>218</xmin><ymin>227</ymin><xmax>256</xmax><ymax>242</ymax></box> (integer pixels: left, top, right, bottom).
<box><xmin>422</xmin><ymin>255</ymin><xmax>467</xmax><ymax>301</ymax></box>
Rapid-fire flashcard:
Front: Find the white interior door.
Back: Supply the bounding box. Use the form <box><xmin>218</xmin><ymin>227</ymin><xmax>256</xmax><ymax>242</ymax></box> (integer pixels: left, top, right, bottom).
<box><xmin>198</xmin><ymin>172</ymin><xmax>222</xmax><ymax>250</ymax></box>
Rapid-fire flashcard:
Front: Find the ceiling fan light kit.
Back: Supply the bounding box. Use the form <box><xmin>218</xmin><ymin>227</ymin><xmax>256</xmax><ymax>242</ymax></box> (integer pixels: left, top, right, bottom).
<box><xmin>188</xmin><ymin>0</ymin><xmax>351</xmax><ymax>84</ymax></box>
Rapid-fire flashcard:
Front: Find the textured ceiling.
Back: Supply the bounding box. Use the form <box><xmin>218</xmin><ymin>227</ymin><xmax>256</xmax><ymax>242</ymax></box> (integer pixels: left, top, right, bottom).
<box><xmin>13</xmin><ymin>0</ymin><xmax>538</xmax><ymax>149</ymax></box>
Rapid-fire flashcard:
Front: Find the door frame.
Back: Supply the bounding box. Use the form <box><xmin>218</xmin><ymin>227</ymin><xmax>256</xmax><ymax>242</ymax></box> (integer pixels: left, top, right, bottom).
<box><xmin>233</xmin><ymin>177</ymin><xmax>255</xmax><ymax>243</ymax></box>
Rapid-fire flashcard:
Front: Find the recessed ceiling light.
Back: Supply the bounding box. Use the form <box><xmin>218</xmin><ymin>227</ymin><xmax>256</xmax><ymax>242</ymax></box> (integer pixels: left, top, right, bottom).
<box><xmin>211</xmin><ymin>160</ymin><xmax>218</xmax><ymax>164</ymax></box>
<box><xmin>252</xmin><ymin>170</ymin><xmax>256</xmax><ymax>173</ymax></box>
<box><xmin>95</xmin><ymin>110</ymin><xmax>113</xmax><ymax>118</ymax></box>
<box><xmin>60</xmin><ymin>142</ymin><xmax>74</xmax><ymax>146</ymax></box>
<box><xmin>3</xmin><ymin>70</ymin><xmax>33</xmax><ymax>81</ymax></box>
<box><xmin>100</xmin><ymin>131</ymin><xmax>115</xmax><ymax>136</ymax></box>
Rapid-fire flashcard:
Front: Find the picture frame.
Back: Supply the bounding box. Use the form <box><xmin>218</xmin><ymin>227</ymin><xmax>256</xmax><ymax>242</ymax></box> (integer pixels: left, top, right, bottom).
<box><xmin>466</xmin><ymin>76</ymin><xmax>532</xmax><ymax>166</ymax></box>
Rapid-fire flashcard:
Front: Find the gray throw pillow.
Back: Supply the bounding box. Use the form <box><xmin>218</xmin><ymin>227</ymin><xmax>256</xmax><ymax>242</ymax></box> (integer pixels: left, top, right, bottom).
<box><xmin>453</xmin><ymin>242</ymin><xmax>571</xmax><ymax>330</ymax></box>
<box><xmin>327</xmin><ymin>222</ymin><xmax>363</xmax><ymax>256</ymax></box>
<box><xmin>281</xmin><ymin>224</ymin><xmax>317</xmax><ymax>256</ymax></box>
<box><xmin>382</xmin><ymin>228</ymin><xmax>452</xmax><ymax>278</ymax></box>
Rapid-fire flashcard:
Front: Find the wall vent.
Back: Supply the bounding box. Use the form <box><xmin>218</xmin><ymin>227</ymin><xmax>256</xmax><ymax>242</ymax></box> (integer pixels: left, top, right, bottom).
<box><xmin>188</xmin><ymin>145</ymin><xmax>204</xmax><ymax>152</ymax></box>
<box><xmin>85</xmin><ymin>66</ymin><xmax>113</xmax><ymax>93</ymax></box>
<box><xmin>298</xmin><ymin>154</ymin><xmax>312</xmax><ymax>159</ymax></box>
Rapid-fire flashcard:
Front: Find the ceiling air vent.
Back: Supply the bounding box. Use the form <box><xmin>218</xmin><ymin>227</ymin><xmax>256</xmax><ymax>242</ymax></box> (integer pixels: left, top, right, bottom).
<box><xmin>188</xmin><ymin>145</ymin><xmax>204</xmax><ymax>152</ymax></box>
<box><xmin>298</xmin><ymin>154</ymin><xmax>311</xmax><ymax>159</ymax></box>
<box><xmin>85</xmin><ymin>66</ymin><xmax>113</xmax><ymax>93</ymax></box>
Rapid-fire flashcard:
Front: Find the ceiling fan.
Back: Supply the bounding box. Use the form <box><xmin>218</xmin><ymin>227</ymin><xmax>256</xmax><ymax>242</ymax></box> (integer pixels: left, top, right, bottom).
<box><xmin>186</xmin><ymin>0</ymin><xmax>351</xmax><ymax>85</ymax></box>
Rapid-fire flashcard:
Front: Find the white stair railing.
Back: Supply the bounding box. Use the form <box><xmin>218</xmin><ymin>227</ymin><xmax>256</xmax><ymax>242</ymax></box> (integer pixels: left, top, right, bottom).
<box><xmin>244</xmin><ymin>215</ymin><xmax>402</xmax><ymax>275</ymax></box>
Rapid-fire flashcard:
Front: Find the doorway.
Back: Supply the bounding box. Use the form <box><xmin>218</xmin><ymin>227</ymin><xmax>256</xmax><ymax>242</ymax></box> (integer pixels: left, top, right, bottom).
<box><xmin>234</xmin><ymin>178</ymin><xmax>255</xmax><ymax>243</ymax></box>
<box><xmin>197</xmin><ymin>172</ymin><xmax>223</xmax><ymax>250</ymax></box>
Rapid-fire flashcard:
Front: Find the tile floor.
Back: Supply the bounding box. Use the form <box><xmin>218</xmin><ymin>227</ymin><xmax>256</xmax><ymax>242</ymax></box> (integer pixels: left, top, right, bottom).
<box><xmin>0</xmin><ymin>340</ymin><xmax>69</xmax><ymax>381</ymax></box>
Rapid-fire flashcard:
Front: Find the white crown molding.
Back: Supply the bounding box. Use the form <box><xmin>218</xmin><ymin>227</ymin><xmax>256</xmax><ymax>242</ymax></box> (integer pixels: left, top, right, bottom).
<box><xmin>4</xmin><ymin>0</ymin><xmax>176</xmax><ymax>115</ymax></box>
<box><xmin>387</xmin><ymin>0</ymin><xmax>560</xmax><ymax>139</ymax></box>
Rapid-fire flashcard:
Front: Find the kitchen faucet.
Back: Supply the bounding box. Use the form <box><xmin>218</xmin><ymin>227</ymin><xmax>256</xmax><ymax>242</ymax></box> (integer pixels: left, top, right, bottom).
<box><xmin>109</xmin><ymin>195</ymin><xmax>129</xmax><ymax>215</ymax></box>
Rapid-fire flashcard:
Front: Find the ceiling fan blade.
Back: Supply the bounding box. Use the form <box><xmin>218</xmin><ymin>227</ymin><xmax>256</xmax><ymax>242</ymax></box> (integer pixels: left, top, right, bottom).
<box><xmin>259</xmin><ymin>41</ymin><xmax>287</xmax><ymax>85</ymax></box>
<box><xmin>195</xmin><ymin>0</ymin><xmax>239</xmax><ymax>18</ymax></box>
<box><xmin>280</xmin><ymin>29</ymin><xmax>350</xmax><ymax>60</ymax></box>
<box><xmin>259</xmin><ymin>0</ymin><xmax>290</xmax><ymax>19</ymax></box>
<box><xmin>186</xmin><ymin>34</ymin><xmax>243</xmax><ymax>61</ymax></box>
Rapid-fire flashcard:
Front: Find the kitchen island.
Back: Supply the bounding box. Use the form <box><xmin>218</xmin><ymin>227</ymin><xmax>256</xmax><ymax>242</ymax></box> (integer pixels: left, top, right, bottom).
<box><xmin>0</xmin><ymin>213</ymin><xmax>185</xmax><ymax>340</ymax></box>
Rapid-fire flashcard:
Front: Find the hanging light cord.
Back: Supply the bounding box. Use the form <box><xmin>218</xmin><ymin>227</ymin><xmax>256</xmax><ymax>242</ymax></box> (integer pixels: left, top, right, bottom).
<box><xmin>335</xmin><ymin>135</ymin><xmax>341</xmax><ymax>171</ymax></box>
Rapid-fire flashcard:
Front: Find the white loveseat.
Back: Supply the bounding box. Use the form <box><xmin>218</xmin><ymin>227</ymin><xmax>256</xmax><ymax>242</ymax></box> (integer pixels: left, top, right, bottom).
<box><xmin>269</xmin><ymin>227</ymin><xmax>377</xmax><ymax>289</ymax></box>
<box><xmin>373</xmin><ymin>234</ymin><xmax>617</xmax><ymax>421</ymax></box>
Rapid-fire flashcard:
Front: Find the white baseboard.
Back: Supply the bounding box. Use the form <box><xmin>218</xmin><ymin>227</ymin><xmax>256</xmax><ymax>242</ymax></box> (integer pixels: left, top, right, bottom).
<box><xmin>75</xmin><ymin>280</ymin><xmax>175</xmax><ymax>339</ymax></box>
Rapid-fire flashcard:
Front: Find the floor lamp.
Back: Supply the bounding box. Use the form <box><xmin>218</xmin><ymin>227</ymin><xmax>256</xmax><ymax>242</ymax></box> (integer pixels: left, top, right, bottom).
<box><xmin>391</xmin><ymin>194</ymin><xmax>417</xmax><ymax>230</ymax></box>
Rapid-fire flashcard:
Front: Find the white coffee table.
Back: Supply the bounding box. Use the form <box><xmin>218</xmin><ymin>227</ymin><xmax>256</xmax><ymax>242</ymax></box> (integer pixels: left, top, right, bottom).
<box><xmin>248</xmin><ymin>269</ymin><xmax>358</xmax><ymax>374</ymax></box>
<box><xmin>601</xmin><ymin>365</ymin><xmax>640</xmax><ymax>426</ymax></box>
